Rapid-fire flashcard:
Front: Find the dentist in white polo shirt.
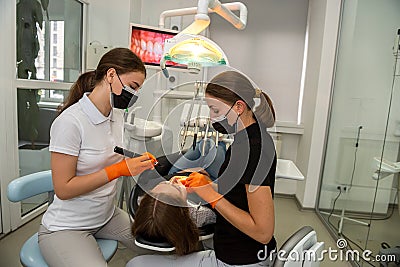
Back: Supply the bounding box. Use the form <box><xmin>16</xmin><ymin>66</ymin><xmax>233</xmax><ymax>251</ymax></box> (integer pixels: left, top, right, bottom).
<box><xmin>38</xmin><ymin>48</ymin><xmax>155</xmax><ymax>267</ymax></box>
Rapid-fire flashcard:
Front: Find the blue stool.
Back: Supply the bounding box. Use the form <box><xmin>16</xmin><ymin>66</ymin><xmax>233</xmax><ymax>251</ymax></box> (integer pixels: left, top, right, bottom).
<box><xmin>7</xmin><ymin>170</ymin><xmax>118</xmax><ymax>267</ymax></box>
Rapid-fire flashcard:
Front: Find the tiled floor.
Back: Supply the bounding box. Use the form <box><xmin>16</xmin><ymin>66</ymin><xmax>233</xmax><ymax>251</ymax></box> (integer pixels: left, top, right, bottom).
<box><xmin>0</xmin><ymin>196</ymin><xmax>355</xmax><ymax>267</ymax></box>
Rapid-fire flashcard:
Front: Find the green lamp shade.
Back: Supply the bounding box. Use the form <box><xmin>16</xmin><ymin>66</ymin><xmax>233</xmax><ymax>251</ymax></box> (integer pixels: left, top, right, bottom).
<box><xmin>164</xmin><ymin>37</ymin><xmax>227</xmax><ymax>66</ymax></box>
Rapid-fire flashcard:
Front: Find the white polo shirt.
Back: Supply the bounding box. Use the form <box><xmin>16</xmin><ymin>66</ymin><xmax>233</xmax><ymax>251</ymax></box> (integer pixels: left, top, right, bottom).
<box><xmin>42</xmin><ymin>93</ymin><xmax>124</xmax><ymax>231</ymax></box>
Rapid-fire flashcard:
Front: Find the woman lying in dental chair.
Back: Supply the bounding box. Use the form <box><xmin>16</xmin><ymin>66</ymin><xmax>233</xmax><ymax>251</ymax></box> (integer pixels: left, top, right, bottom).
<box><xmin>132</xmin><ymin>174</ymin><xmax>217</xmax><ymax>255</ymax></box>
<box><xmin>128</xmin><ymin>141</ymin><xmax>225</xmax><ymax>256</ymax></box>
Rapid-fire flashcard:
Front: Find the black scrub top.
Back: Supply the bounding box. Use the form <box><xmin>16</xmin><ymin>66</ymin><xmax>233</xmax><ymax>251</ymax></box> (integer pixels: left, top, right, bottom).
<box><xmin>214</xmin><ymin>122</ymin><xmax>277</xmax><ymax>265</ymax></box>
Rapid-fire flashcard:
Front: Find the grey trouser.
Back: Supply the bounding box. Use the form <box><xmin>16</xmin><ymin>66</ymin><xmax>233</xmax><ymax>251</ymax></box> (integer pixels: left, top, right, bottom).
<box><xmin>126</xmin><ymin>250</ymin><xmax>272</xmax><ymax>267</ymax></box>
<box><xmin>38</xmin><ymin>207</ymin><xmax>134</xmax><ymax>267</ymax></box>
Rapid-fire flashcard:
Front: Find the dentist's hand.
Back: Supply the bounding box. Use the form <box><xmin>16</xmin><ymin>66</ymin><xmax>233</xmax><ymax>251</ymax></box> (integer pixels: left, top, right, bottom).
<box><xmin>185</xmin><ymin>172</ymin><xmax>222</xmax><ymax>208</ymax></box>
<box><xmin>181</xmin><ymin>168</ymin><xmax>210</xmax><ymax>177</ymax></box>
<box><xmin>170</xmin><ymin>176</ymin><xmax>189</xmax><ymax>186</ymax></box>
<box><xmin>105</xmin><ymin>154</ymin><xmax>154</xmax><ymax>182</ymax></box>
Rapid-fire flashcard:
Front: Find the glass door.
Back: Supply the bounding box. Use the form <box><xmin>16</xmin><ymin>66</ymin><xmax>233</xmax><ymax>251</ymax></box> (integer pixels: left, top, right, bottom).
<box><xmin>317</xmin><ymin>0</ymin><xmax>400</xmax><ymax>266</ymax></box>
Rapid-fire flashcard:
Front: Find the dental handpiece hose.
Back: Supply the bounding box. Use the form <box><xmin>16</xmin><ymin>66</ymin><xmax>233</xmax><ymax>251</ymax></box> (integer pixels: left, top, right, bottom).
<box><xmin>181</xmin><ymin>82</ymin><xmax>200</xmax><ymax>149</ymax></box>
<box><xmin>193</xmin><ymin>115</ymin><xmax>199</xmax><ymax>151</ymax></box>
<box><xmin>193</xmin><ymin>103</ymin><xmax>202</xmax><ymax>150</ymax></box>
<box><xmin>193</xmin><ymin>132</ymin><xmax>198</xmax><ymax>150</ymax></box>
<box><xmin>356</xmin><ymin>126</ymin><xmax>362</xmax><ymax>147</ymax></box>
<box><xmin>201</xmin><ymin>119</ymin><xmax>210</xmax><ymax>156</ymax></box>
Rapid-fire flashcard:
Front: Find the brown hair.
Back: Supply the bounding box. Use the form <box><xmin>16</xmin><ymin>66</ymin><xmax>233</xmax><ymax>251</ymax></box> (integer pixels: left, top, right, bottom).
<box><xmin>205</xmin><ymin>71</ymin><xmax>275</xmax><ymax>127</ymax></box>
<box><xmin>132</xmin><ymin>193</ymin><xmax>199</xmax><ymax>255</ymax></box>
<box><xmin>59</xmin><ymin>48</ymin><xmax>146</xmax><ymax>113</ymax></box>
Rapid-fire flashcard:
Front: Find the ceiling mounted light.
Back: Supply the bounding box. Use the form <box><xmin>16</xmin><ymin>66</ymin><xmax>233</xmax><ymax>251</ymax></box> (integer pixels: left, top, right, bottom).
<box><xmin>161</xmin><ymin>34</ymin><xmax>227</xmax><ymax>76</ymax></box>
<box><xmin>159</xmin><ymin>0</ymin><xmax>247</xmax><ymax>77</ymax></box>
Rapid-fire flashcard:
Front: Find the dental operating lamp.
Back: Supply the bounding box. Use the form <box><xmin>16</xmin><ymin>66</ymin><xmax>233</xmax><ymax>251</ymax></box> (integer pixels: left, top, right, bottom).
<box><xmin>159</xmin><ymin>0</ymin><xmax>248</xmax><ymax>77</ymax></box>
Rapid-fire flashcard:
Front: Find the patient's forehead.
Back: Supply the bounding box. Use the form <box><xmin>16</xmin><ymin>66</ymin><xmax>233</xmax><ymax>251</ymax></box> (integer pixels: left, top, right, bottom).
<box><xmin>151</xmin><ymin>181</ymin><xmax>187</xmax><ymax>200</ymax></box>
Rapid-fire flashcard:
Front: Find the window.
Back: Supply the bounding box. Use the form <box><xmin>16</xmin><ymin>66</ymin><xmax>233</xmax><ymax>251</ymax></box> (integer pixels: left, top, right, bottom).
<box><xmin>17</xmin><ymin>1</ymin><xmax>83</xmax><ymax>83</ymax></box>
<box><xmin>16</xmin><ymin>0</ymin><xmax>83</xmax><ymax>140</ymax></box>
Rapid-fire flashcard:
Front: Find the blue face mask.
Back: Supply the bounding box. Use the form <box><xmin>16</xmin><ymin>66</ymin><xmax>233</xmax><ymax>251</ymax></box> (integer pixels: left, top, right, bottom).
<box><xmin>211</xmin><ymin>103</ymin><xmax>239</xmax><ymax>134</ymax></box>
<box><xmin>111</xmin><ymin>74</ymin><xmax>139</xmax><ymax>109</ymax></box>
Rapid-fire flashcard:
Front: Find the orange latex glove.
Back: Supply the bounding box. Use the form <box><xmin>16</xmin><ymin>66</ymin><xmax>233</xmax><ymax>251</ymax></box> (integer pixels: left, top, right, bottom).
<box><xmin>173</xmin><ymin>176</ymin><xmax>189</xmax><ymax>186</ymax></box>
<box><xmin>185</xmin><ymin>172</ymin><xmax>222</xmax><ymax>208</ymax></box>
<box><xmin>105</xmin><ymin>153</ymin><xmax>154</xmax><ymax>182</ymax></box>
<box><xmin>143</xmin><ymin>152</ymin><xmax>158</xmax><ymax>166</ymax></box>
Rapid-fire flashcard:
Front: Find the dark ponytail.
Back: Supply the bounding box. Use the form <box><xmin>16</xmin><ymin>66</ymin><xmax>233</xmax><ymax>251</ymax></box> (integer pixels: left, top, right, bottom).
<box><xmin>59</xmin><ymin>48</ymin><xmax>146</xmax><ymax>113</ymax></box>
<box><xmin>254</xmin><ymin>91</ymin><xmax>275</xmax><ymax>127</ymax></box>
<box><xmin>58</xmin><ymin>71</ymin><xmax>96</xmax><ymax>112</ymax></box>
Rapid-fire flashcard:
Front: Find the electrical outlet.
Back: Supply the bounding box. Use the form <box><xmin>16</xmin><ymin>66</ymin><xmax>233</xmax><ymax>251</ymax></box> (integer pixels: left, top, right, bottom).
<box><xmin>336</xmin><ymin>185</ymin><xmax>347</xmax><ymax>191</ymax></box>
<box><xmin>322</xmin><ymin>184</ymin><xmax>342</xmax><ymax>192</ymax></box>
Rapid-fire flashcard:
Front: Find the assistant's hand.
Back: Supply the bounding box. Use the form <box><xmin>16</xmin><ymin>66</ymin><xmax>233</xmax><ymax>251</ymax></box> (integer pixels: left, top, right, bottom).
<box><xmin>185</xmin><ymin>172</ymin><xmax>222</xmax><ymax>208</ymax></box>
<box><xmin>104</xmin><ymin>153</ymin><xmax>154</xmax><ymax>182</ymax></box>
<box><xmin>142</xmin><ymin>152</ymin><xmax>158</xmax><ymax>166</ymax></box>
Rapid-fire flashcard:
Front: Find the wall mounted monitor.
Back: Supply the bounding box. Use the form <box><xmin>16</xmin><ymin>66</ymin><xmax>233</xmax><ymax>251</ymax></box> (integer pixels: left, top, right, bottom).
<box><xmin>129</xmin><ymin>23</ymin><xmax>186</xmax><ymax>69</ymax></box>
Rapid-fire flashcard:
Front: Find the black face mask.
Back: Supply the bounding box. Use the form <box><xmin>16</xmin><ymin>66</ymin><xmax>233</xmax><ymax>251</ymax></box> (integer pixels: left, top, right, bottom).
<box><xmin>111</xmin><ymin>74</ymin><xmax>139</xmax><ymax>109</ymax></box>
<box><xmin>211</xmin><ymin>103</ymin><xmax>239</xmax><ymax>134</ymax></box>
<box><xmin>111</xmin><ymin>88</ymin><xmax>138</xmax><ymax>109</ymax></box>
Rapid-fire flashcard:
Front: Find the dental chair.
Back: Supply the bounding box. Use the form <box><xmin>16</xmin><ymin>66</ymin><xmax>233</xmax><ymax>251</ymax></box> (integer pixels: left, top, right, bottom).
<box><xmin>272</xmin><ymin>226</ymin><xmax>324</xmax><ymax>267</ymax></box>
<box><xmin>7</xmin><ymin>170</ymin><xmax>118</xmax><ymax>267</ymax></box>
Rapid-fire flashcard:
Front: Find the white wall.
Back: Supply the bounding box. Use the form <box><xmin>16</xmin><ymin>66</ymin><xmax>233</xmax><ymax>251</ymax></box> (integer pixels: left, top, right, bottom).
<box><xmin>87</xmin><ymin>0</ymin><xmax>132</xmax><ymax>48</ymax></box>
<box><xmin>211</xmin><ymin>0</ymin><xmax>308</xmax><ymax>123</ymax></box>
<box><xmin>296</xmin><ymin>0</ymin><xmax>342</xmax><ymax>208</ymax></box>
<box><xmin>138</xmin><ymin>0</ymin><xmax>197</xmax><ymax>28</ymax></box>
